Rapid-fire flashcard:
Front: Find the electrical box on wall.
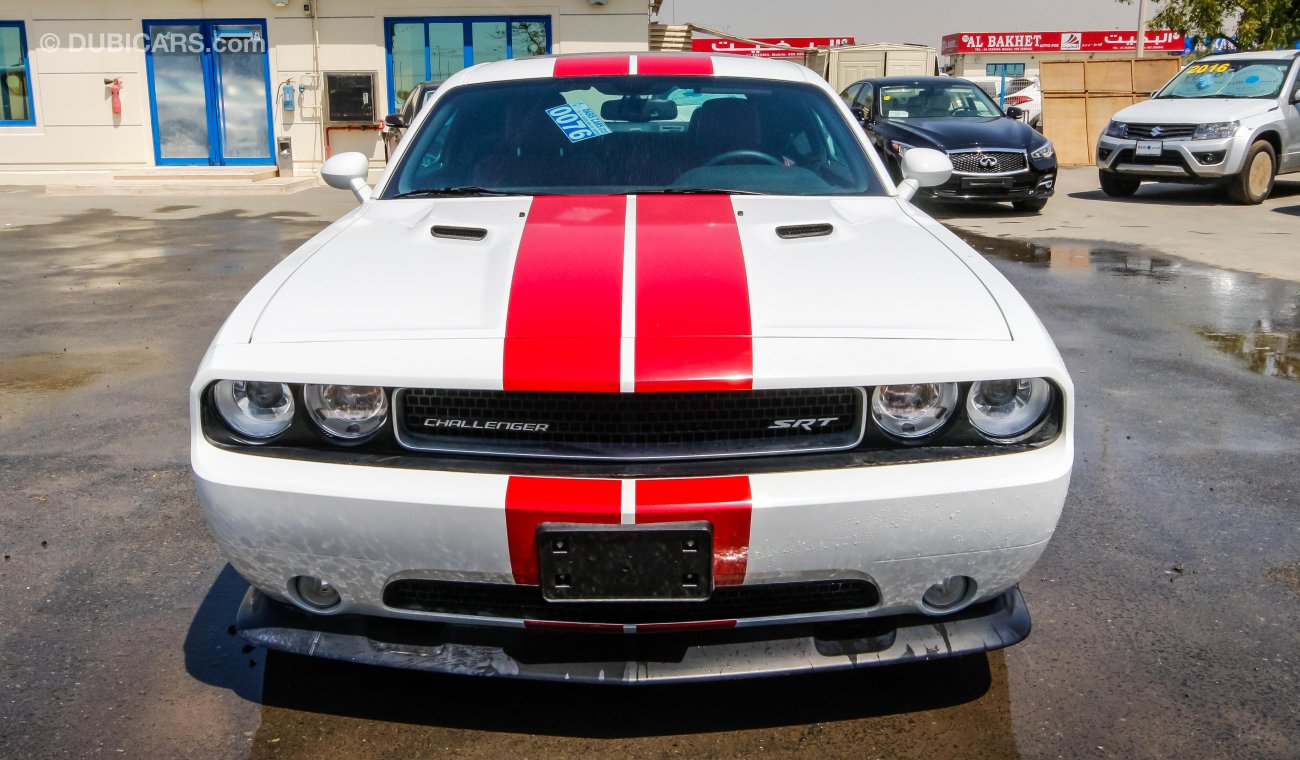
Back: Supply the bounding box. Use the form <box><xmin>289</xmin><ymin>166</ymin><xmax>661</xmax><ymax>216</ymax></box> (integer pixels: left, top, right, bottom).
<box><xmin>324</xmin><ymin>72</ymin><xmax>376</xmax><ymax>123</ymax></box>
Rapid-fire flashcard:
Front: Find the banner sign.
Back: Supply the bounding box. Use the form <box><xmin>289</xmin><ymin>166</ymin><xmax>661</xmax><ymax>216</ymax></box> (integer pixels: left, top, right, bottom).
<box><xmin>691</xmin><ymin>37</ymin><xmax>855</xmax><ymax>58</ymax></box>
<box><xmin>941</xmin><ymin>31</ymin><xmax>1184</xmax><ymax>55</ymax></box>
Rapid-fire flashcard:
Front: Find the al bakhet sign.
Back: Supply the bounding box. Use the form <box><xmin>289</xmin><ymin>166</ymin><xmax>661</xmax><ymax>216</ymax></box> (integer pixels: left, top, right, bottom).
<box><xmin>942</xmin><ymin>31</ymin><xmax>1184</xmax><ymax>55</ymax></box>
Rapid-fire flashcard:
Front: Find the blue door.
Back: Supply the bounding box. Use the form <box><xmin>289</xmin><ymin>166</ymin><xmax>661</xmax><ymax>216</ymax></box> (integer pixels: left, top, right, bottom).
<box><xmin>143</xmin><ymin>20</ymin><xmax>274</xmax><ymax>166</ymax></box>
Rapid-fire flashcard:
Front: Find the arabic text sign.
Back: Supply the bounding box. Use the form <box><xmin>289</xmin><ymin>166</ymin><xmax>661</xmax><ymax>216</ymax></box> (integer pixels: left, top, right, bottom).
<box><xmin>692</xmin><ymin>37</ymin><xmax>855</xmax><ymax>58</ymax></box>
<box><xmin>941</xmin><ymin>31</ymin><xmax>1184</xmax><ymax>55</ymax></box>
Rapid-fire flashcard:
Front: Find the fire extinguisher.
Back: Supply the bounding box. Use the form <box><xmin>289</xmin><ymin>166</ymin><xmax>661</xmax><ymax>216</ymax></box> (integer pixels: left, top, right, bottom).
<box><xmin>105</xmin><ymin>78</ymin><xmax>122</xmax><ymax>115</ymax></box>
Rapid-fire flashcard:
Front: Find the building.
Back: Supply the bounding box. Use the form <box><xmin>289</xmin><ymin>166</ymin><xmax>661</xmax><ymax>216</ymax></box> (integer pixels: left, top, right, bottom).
<box><xmin>941</xmin><ymin>30</ymin><xmax>1185</xmax><ymax>80</ymax></box>
<box><xmin>0</xmin><ymin>1</ymin><xmax>648</xmax><ymax>175</ymax></box>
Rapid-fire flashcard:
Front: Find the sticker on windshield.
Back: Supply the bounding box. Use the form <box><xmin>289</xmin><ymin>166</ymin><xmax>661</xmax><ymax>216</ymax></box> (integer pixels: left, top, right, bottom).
<box><xmin>546</xmin><ymin>102</ymin><xmax>611</xmax><ymax>143</ymax></box>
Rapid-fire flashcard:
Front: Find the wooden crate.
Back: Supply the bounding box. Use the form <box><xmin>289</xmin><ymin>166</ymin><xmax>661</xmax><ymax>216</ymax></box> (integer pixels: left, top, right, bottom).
<box><xmin>1042</xmin><ymin>94</ymin><xmax>1090</xmax><ymax>166</ymax></box>
<box><xmin>1040</xmin><ymin>60</ymin><xmax>1085</xmax><ymax>93</ymax></box>
<box><xmin>1086</xmin><ymin>95</ymin><xmax>1137</xmax><ymax>161</ymax></box>
<box><xmin>1084</xmin><ymin>60</ymin><xmax>1136</xmax><ymax>93</ymax></box>
<box><xmin>1133</xmin><ymin>58</ymin><xmax>1181</xmax><ymax>95</ymax></box>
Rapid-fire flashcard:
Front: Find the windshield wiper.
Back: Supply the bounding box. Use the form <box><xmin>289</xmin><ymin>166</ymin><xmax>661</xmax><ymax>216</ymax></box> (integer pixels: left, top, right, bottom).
<box><xmin>390</xmin><ymin>186</ymin><xmax>528</xmax><ymax>198</ymax></box>
<box><xmin>624</xmin><ymin>187</ymin><xmax>764</xmax><ymax>196</ymax></box>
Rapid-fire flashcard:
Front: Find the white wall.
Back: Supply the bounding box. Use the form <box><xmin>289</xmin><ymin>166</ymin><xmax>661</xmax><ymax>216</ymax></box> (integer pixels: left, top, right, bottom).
<box><xmin>0</xmin><ymin>0</ymin><xmax>648</xmax><ymax>171</ymax></box>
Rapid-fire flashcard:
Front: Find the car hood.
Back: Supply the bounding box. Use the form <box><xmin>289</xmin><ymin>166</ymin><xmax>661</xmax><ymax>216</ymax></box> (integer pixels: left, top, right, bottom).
<box><xmin>250</xmin><ymin>195</ymin><xmax>1010</xmax><ymax>345</ymax></box>
<box><xmin>880</xmin><ymin>117</ymin><xmax>1037</xmax><ymax>149</ymax></box>
<box><xmin>1114</xmin><ymin>97</ymin><xmax>1278</xmax><ymax>123</ymax></box>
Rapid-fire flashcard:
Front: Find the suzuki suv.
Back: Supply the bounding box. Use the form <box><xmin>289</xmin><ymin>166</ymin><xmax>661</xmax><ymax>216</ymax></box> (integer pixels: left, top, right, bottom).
<box><xmin>1096</xmin><ymin>50</ymin><xmax>1300</xmax><ymax>204</ymax></box>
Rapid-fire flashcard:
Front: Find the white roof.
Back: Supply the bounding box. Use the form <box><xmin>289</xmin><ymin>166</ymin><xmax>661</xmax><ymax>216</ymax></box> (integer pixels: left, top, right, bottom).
<box><xmin>443</xmin><ymin>52</ymin><xmax>821</xmax><ymax>89</ymax></box>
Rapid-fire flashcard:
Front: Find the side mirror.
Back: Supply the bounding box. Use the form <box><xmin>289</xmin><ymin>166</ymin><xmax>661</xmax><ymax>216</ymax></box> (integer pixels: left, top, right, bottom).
<box><xmin>1005</xmin><ymin>106</ymin><xmax>1025</xmax><ymax>120</ymax></box>
<box><xmin>320</xmin><ymin>151</ymin><xmax>372</xmax><ymax>203</ymax></box>
<box><xmin>850</xmin><ymin>106</ymin><xmax>869</xmax><ymax>123</ymax></box>
<box><xmin>384</xmin><ymin>113</ymin><xmax>406</xmax><ymax>128</ymax></box>
<box><xmin>1292</xmin><ymin>86</ymin><xmax>1300</xmax><ymax>104</ymax></box>
<box><xmin>896</xmin><ymin>148</ymin><xmax>953</xmax><ymax>201</ymax></box>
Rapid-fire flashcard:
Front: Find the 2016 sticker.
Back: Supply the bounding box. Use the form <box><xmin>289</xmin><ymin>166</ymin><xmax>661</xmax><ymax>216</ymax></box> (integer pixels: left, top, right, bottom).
<box><xmin>546</xmin><ymin>102</ymin><xmax>611</xmax><ymax>143</ymax></box>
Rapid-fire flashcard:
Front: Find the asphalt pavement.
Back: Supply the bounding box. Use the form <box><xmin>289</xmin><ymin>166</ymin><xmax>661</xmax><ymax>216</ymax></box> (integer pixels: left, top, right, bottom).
<box><xmin>0</xmin><ymin>181</ymin><xmax>1296</xmax><ymax>758</ymax></box>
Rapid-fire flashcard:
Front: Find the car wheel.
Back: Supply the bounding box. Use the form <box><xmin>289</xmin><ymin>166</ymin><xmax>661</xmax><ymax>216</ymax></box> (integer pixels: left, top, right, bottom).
<box><xmin>1099</xmin><ymin>171</ymin><xmax>1141</xmax><ymax>197</ymax></box>
<box><xmin>1012</xmin><ymin>198</ymin><xmax>1048</xmax><ymax>213</ymax></box>
<box><xmin>1227</xmin><ymin>140</ymin><xmax>1276</xmax><ymax>204</ymax></box>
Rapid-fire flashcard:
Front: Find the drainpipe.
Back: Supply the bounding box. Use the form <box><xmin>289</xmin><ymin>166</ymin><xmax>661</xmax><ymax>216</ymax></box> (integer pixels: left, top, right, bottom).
<box><xmin>309</xmin><ymin>1</ymin><xmax>325</xmax><ymax>171</ymax></box>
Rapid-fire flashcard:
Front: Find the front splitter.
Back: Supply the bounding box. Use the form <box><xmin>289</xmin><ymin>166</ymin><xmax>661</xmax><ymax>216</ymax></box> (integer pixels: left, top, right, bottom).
<box><xmin>236</xmin><ymin>587</ymin><xmax>1030</xmax><ymax>684</ymax></box>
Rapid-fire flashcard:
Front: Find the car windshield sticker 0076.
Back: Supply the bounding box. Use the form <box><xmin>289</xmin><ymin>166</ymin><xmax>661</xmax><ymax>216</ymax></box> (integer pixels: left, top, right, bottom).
<box><xmin>546</xmin><ymin>102</ymin><xmax>610</xmax><ymax>143</ymax></box>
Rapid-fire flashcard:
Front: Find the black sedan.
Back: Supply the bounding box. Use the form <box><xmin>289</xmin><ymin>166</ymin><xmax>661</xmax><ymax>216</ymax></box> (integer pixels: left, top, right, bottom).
<box><xmin>840</xmin><ymin>76</ymin><xmax>1057</xmax><ymax>212</ymax></box>
<box><xmin>383</xmin><ymin>80</ymin><xmax>442</xmax><ymax>160</ymax></box>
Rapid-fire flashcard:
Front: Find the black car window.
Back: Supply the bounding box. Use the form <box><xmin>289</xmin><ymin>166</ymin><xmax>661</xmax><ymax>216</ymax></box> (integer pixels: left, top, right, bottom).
<box><xmin>384</xmin><ymin>75</ymin><xmax>883</xmax><ymax>197</ymax></box>
<box><xmin>879</xmin><ymin>82</ymin><xmax>1002</xmax><ymax>119</ymax></box>
<box><xmin>840</xmin><ymin>83</ymin><xmax>861</xmax><ymax>106</ymax></box>
<box><xmin>853</xmin><ymin>83</ymin><xmax>874</xmax><ymax>112</ymax></box>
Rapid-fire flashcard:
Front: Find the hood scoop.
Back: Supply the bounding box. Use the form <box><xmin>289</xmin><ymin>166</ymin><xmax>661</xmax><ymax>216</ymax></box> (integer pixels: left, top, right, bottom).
<box><xmin>775</xmin><ymin>223</ymin><xmax>834</xmax><ymax>240</ymax></box>
<box><xmin>431</xmin><ymin>225</ymin><xmax>488</xmax><ymax>241</ymax></box>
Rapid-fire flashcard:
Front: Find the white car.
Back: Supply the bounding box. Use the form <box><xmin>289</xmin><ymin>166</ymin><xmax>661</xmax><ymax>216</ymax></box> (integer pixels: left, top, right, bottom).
<box><xmin>1097</xmin><ymin>50</ymin><xmax>1300</xmax><ymax>203</ymax></box>
<box><xmin>191</xmin><ymin>52</ymin><xmax>1073</xmax><ymax>683</ymax></box>
<box><xmin>1004</xmin><ymin>80</ymin><xmax>1042</xmax><ymax>130</ymax></box>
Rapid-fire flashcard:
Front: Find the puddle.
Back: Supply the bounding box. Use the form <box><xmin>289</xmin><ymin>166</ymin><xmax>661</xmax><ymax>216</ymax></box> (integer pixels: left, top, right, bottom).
<box><xmin>1199</xmin><ymin>328</ymin><xmax>1299</xmax><ymax>381</ymax></box>
<box><xmin>956</xmin><ymin>231</ymin><xmax>1300</xmax><ymax>382</ymax></box>
<box><xmin>1267</xmin><ymin>563</ymin><xmax>1300</xmax><ymax>595</ymax></box>
<box><xmin>0</xmin><ymin>349</ymin><xmax>158</xmax><ymax>426</ymax></box>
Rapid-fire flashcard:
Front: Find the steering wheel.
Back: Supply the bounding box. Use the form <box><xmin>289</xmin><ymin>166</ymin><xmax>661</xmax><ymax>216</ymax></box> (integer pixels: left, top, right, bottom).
<box><xmin>703</xmin><ymin>150</ymin><xmax>783</xmax><ymax>167</ymax></box>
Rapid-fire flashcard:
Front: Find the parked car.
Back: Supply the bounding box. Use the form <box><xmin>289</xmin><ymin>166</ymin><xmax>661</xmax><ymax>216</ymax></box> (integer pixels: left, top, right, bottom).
<box><xmin>841</xmin><ymin>76</ymin><xmax>1057</xmax><ymax>212</ymax></box>
<box><xmin>382</xmin><ymin>80</ymin><xmax>441</xmax><ymax>159</ymax></box>
<box><xmin>192</xmin><ymin>53</ymin><xmax>1073</xmax><ymax>683</ymax></box>
<box><xmin>1097</xmin><ymin>50</ymin><xmax>1300</xmax><ymax>204</ymax></box>
<box><xmin>1003</xmin><ymin>79</ymin><xmax>1042</xmax><ymax>130</ymax></box>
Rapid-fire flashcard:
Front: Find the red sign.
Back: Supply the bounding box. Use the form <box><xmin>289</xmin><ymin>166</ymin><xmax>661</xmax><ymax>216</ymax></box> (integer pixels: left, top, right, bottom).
<box><xmin>941</xmin><ymin>30</ymin><xmax>1184</xmax><ymax>55</ymax></box>
<box><xmin>691</xmin><ymin>37</ymin><xmax>855</xmax><ymax>58</ymax></box>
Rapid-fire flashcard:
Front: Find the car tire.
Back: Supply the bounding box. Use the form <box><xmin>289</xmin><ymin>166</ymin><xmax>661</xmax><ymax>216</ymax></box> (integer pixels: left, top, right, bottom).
<box><xmin>1012</xmin><ymin>198</ymin><xmax>1048</xmax><ymax>213</ymax></box>
<box><xmin>1227</xmin><ymin>140</ymin><xmax>1276</xmax><ymax>205</ymax></box>
<box><xmin>1099</xmin><ymin>171</ymin><xmax>1141</xmax><ymax>197</ymax></box>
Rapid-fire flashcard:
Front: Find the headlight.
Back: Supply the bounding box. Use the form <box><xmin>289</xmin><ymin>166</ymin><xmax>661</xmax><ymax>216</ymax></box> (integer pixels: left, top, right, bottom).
<box><xmin>966</xmin><ymin>378</ymin><xmax>1053</xmax><ymax>442</ymax></box>
<box><xmin>870</xmin><ymin>383</ymin><xmax>959</xmax><ymax>440</ymax></box>
<box><xmin>1104</xmin><ymin>121</ymin><xmax>1128</xmax><ymax>138</ymax></box>
<box><xmin>1030</xmin><ymin>141</ymin><xmax>1054</xmax><ymax>160</ymax></box>
<box><xmin>213</xmin><ymin>380</ymin><xmax>295</xmax><ymax>440</ymax></box>
<box><xmin>889</xmin><ymin>140</ymin><xmax>915</xmax><ymax>155</ymax></box>
<box><xmin>303</xmin><ymin>384</ymin><xmax>388</xmax><ymax>441</ymax></box>
<box><xmin>1192</xmin><ymin>121</ymin><xmax>1237</xmax><ymax>140</ymax></box>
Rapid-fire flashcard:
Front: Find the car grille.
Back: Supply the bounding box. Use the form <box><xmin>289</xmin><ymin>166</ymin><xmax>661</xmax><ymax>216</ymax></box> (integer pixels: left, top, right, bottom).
<box><xmin>949</xmin><ymin>150</ymin><xmax>1027</xmax><ymax>174</ymax></box>
<box><xmin>383</xmin><ymin>578</ymin><xmax>880</xmax><ymax>624</ymax></box>
<box><xmin>1125</xmin><ymin>123</ymin><xmax>1196</xmax><ymax>140</ymax></box>
<box><xmin>395</xmin><ymin>388</ymin><xmax>865</xmax><ymax>460</ymax></box>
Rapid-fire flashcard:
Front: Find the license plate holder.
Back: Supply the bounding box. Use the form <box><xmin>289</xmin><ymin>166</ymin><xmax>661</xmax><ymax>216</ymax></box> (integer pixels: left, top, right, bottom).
<box><xmin>538</xmin><ymin>522</ymin><xmax>713</xmax><ymax>602</ymax></box>
<box><xmin>1136</xmin><ymin>140</ymin><xmax>1163</xmax><ymax>157</ymax></box>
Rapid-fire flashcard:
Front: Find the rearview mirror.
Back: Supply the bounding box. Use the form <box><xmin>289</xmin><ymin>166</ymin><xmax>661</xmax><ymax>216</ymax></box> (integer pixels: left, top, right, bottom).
<box><xmin>1005</xmin><ymin>106</ymin><xmax>1025</xmax><ymax>120</ymax></box>
<box><xmin>384</xmin><ymin>113</ymin><xmax>406</xmax><ymax>128</ymax></box>
<box><xmin>896</xmin><ymin>148</ymin><xmax>953</xmax><ymax>201</ymax></box>
<box><xmin>320</xmin><ymin>151</ymin><xmax>372</xmax><ymax>203</ymax></box>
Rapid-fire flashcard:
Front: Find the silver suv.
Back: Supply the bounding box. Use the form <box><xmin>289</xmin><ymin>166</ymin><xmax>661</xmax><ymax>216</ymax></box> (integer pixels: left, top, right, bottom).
<box><xmin>1096</xmin><ymin>50</ymin><xmax>1300</xmax><ymax>203</ymax></box>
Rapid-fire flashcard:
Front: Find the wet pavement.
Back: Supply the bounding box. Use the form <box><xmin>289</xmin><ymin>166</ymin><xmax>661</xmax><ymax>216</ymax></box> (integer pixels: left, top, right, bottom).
<box><xmin>1</xmin><ymin>188</ymin><xmax>1298</xmax><ymax>758</ymax></box>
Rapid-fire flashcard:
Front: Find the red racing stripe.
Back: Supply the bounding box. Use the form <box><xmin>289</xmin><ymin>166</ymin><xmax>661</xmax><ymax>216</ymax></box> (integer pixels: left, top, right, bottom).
<box><xmin>635</xmin><ymin>477</ymin><xmax>752</xmax><ymax>586</ymax></box>
<box><xmin>553</xmin><ymin>55</ymin><xmax>630</xmax><ymax>77</ymax></box>
<box><xmin>505</xmin><ymin>477</ymin><xmax>622</xmax><ymax>585</ymax></box>
<box><xmin>504</xmin><ymin>196</ymin><xmax>625</xmax><ymax>392</ymax></box>
<box><xmin>635</xmin><ymin>620</ymin><xmax>737</xmax><ymax>633</ymax></box>
<box><xmin>635</xmin><ymin>195</ymin><xmax>752</xmax><ymax>391</ymax></box>
<box><xmin>636</xmin><ymin>55</ymin><xmax>714</xmax><ymax>76</ymax></box>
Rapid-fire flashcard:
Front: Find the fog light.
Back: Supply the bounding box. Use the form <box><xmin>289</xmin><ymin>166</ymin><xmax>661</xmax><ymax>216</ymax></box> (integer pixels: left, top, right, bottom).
<box><xmin>922</xmin><ymin>576</ymin><xmax>972</xmax><ymax>611</ymax></box>
<box><xmin>294</xmin><ymin>576</ymin><xmax>341</xmax><ymax>611</ymax></box>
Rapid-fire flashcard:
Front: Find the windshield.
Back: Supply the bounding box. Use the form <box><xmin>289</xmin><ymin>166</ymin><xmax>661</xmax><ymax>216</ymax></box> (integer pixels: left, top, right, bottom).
<box><xmin>382</xmin><ymin>75</ymin><xmax>881</xmax><ymax>198</ymax></box>
<box><xmin>877</xmin><ymin>82</ymin><xmax>1003</xmax><ymax>119</ymax></box>
<box><xmin>1157</xmin><ymin>59</ymin><xmax>1293</xmax><ymax>99</ymax></box>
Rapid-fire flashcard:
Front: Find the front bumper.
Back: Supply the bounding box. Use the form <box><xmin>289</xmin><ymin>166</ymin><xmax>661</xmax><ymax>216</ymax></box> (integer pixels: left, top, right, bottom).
<box><xmin>924</xmin><ymin>166</ymin><xmax>1056</xmax><ymax>203</ymax></box>
<box><xmin>237</xmin><ymin>584</ymin><xmax>1032</xmax><ymax>683</ymax></box>
<box><xmin>1096</xmin><ymin>134</ymin><xmax>1241</xmax><ymax>181</ymax></box>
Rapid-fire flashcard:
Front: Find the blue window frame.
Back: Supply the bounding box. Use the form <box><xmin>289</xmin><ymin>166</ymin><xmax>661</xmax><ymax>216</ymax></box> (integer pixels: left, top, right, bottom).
<box><xmin>1</xmin><ymin>21</ymin><xmax>35</xmax><ymax>125</ymax></box>
<box><xmin>384</xmin><ymin>16</ymin><xmax>550</xmax><ymax>114</ymax></box>
<box><xmin>142</xmin><ymin>19</ymin><xmax>275</xmax><ymax>166</ymax></box>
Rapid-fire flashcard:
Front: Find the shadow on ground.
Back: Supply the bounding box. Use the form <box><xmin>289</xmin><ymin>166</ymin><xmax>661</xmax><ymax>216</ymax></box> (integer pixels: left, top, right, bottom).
<box><xmin>182</xmin><ymin>567</ymin><xmax>997</xmax><ymax>740</ymax></box>
<box><xmin>1067</xmin><ymin>177</ymin><xmax>1300</xmax><ymax>206</ymax></box>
